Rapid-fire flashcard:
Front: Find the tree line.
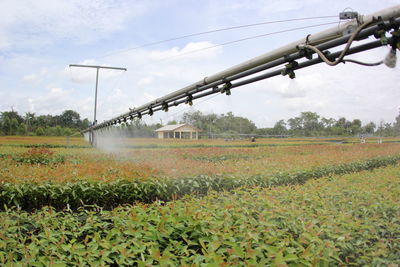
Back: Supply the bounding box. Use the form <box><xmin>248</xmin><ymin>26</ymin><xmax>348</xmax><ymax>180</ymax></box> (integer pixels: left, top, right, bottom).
<box><xmin>2</xmin><ymin>109</ymin><xmax>400</xmax><ymax>137</ymax></box>
<box><xmin>177</xmin><ymin>110</ymin><xmax>400</xmax><ymax>137</ymax></box>
<box><xmin>0</xmin><ymin>110</ymin><xmax>89</xmax><ymax>136</ymax></box>
<box><xmin>262</xmin><ymin>111</ymin><xmax>400</xmax><ymax>137</ymax></box>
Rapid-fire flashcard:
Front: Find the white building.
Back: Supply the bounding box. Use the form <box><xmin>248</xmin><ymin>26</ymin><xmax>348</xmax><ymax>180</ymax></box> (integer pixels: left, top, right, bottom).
<box><xmin>155</xmin><ymin>124</ymin><xmax>201</xmax><ymax>140</ymax></box>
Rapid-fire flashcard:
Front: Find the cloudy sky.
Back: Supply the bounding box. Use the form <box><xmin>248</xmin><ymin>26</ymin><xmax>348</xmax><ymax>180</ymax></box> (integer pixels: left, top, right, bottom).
<box><xmin>1</xmin><ymin>0</ymin><xmax>399</xmax><ymax>127</ymax></box>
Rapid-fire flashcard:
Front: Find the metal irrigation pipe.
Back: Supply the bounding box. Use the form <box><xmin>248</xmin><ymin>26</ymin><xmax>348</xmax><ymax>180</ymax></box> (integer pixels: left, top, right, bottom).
<box><xmin>83</xmin><ymin>7</ymin><xmax>400</xmax><ymax>133</ymax></box>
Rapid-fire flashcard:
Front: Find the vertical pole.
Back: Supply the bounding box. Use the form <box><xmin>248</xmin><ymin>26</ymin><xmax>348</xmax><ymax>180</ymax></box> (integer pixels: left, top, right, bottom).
<box><xmin>92</xmin><ymin>67</ymin><xmax>100</xmax><ymax>147</ymax></box>
<box><xmin>69</xmin><ymin>64</ymin><xmax>126</xmax><ymax>146</ymax></box>
<box><xmin>94</xmin><ymin>67</ymin><xmax>99</xmax><ymax>126</ymax></box>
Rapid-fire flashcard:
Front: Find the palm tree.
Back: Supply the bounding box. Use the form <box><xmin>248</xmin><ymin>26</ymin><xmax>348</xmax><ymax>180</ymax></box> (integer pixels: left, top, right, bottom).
<box><xmin>24</xmin><ymin>112</ymin><xmax>35</xmax><ymax>132</ymax></box>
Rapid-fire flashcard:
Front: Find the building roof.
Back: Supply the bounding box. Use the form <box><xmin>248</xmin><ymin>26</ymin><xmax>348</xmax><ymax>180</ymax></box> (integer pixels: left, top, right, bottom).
<box><xmin>155</xmin><ymin>123</ymin><xmax>201</xmax><ymax>132</ymax></box>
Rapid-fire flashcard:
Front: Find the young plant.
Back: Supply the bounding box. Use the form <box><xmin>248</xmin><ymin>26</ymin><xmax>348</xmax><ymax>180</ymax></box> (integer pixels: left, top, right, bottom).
<box><xmin>13</xmin><ymin>147</ymin><xmax>65</xmax><ymax>165</ymax></box>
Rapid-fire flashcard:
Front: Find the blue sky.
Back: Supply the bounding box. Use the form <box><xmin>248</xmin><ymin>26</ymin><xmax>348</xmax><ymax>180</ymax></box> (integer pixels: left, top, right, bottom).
<box><xmin>0</xmin><ymin>0</ymin><xmax>399</xmax><ymax>127</ymax></box>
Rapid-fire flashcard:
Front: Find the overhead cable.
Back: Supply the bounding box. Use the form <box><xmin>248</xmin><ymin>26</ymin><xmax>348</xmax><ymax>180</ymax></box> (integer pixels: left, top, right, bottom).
<box><xmin>139</xmin><ymin>21</ymin><xmax>340</xmax><ymax>65</ymax></box>
<box><xmin>99</xmin><ymin>15</ymin><xmax>337</xmax><ymax>58</ymax></box>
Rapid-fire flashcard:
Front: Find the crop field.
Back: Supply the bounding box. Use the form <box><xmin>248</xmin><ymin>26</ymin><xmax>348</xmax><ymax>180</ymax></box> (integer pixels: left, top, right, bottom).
<box><xmin>1</xmin><ymin>136</ymin><xmax>400</xmax><ymax>265</ymax></box>
<box><xmin>2</xmin><ymin>136</ymin><xmax>400</xmax><ymax>183</ymax></box>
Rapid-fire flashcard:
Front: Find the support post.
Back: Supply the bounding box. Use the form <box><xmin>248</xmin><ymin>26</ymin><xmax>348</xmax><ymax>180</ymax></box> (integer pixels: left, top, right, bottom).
<box><xmin>69</xmin><ymin>64</ymin><xmax>127</xmax><ymax>146</ymax></box>
<box><xmin>92</xmin><ymin>67</ymin><xmax>99</xmax><ymax>147</ymax></box>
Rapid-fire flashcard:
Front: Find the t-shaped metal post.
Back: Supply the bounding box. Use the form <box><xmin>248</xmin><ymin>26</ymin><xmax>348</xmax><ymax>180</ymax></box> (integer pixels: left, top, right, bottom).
<box><xmin>69</xmin><ymin>64</ymin><xmax>127</xmax><ymax>146</ymax></box>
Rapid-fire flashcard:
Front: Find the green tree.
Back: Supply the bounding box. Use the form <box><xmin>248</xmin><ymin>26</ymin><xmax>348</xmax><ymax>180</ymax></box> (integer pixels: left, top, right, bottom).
<box><xmin>35</xmin><ymin>115</ymin><xmax>47</xmax><ymax>128</ymax></box>
<box><xmin>1</xmin><ymin>111</ymin><xmax>23</xmax><ymax>124</ymax></box>
<box><xmin>81</xmin><ymin>118</ymin><xmax>90</xmax><ymax>129</ymax></box>
<box><xmin>383</xmin><ymin>123</ymin><xmax>394</xmax><ymax>136</ymax></box>
<box><xmin>181</xmin><ymin>111</ymin><xmax>256</xmax><ymax>135</ymax></box>
<box><xmin>330</xmin><ymin>126</ymin><xmax>346</xmax><ymax>136</ymax></box>
<box><xmin>60</xmin><ymin>110</ymin><xmax>81</xmax><ymax>128</ymax></box>
<box><xmin>35</xmin><ymin>127</ymin><xmax>45</xmax><ymax>136</ymax></box>
<box><xmin>321</xmin><ymin>117</ymin><xmax>336</xmax><ymax>135</ymax></box>
<box><xmin>17</xmin><ymin>123</ymin><xmax>27</xmax><ymax>135</ymax></box>
<box><xmin>63</xmin><ymin>128</ymin><xmax>73</xmax><ymax>136</ymax></box>
<box><xmin>272</xmin><ymin>120</ymin><xmax>287</xmax><ymax>135</ymax></box>
<box><xmin>393</xmin><ymin>109</ymin><xmax>400</xmax><ymax>135</ymax></box>
<box><xmin>350</xmin><ymin>119</ymin><xmax>362</xmax><ymax>135</ymax></box>
<box><xmin>125</xmin><ymin>119</ymin><xmax>159</xmax><ymax>138</ymax></box>
<box><xmin>182</xmin><ymin>111</ymin><xmax>206</xmax><ymax>130</ymax></box>
<box><xmin>287</xmin><ymin>117</ymin><xmax>302</xmax><ymax>134</ymax></box>
<box><xmin>56</xmin><ymin>126</ymin><xmax>63</xmax><ymax>136</ymax></box>
<box><xmin>24</xmin><ymin>112</ymin><xmax>35</xmax><ymax>132</ymax></box>
<box><xmin>321</xmin><ymin>117</ymin><xmax>336</xmax><ymax>128</ymax></box>
<box><xmin>2</xmin><ymin>116</ymin><xmax>11</xmax><ymax>135</ymax></box>
<box><xmin>255</xmin><ymin>128</ymin><xmax>274</xmax><ymax>136</ymax></box>
<box><xmin>363</xmin><ymin>122</ymin><xmax>376</xmax><ymax>134</ymax></box>
<box><xmin>167</xmin><ymin>120</ymin><xmax>178</xmax><ymax>125</ymax></box>
<box><xmin>10</xmin><ymin>118</ymin><xmax>19</xmax><ymax>135</ymax></box>
<box><xmin>334</xmin><ymin>117</ymin><xmax>352</xmax><ymax>135</ymax></box>
<box><xmin>299</xmin><ymin>112</ymin><xmax>322</xmax><ymax>136</ymax></box>
<box><xmin>45</xmin><ymin>127</ymin><xmax>57</xmax><ymax>136</ymax></box>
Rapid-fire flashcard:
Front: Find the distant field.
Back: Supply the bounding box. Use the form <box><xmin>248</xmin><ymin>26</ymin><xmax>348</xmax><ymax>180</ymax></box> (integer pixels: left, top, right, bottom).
<box><xmin>1</xmin><ymin>135</ymin><xmax>399</xmax><ymax>146</ymax></box>
<box><xmin>1</xmin><ymin>136</ymin><xmax>400</xmax><ymax>183</ymax></box>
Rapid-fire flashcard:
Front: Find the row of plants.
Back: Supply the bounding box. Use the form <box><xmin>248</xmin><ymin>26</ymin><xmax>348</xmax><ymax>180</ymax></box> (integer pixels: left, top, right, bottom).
<box><xmin>0</xmin><ymin>141</ymin><xmax>329</xmax><ymax>150</ymax></box>
<box><xmin>115</xmin><ymin>142</ymin><xmax>335</xmax><ymax>150</ymax></box>
<box><xmin>0</xmin><ymin>147</ymin><xmax>66</xmax><ymax>165</ymax></box>
<box><xmin>0</xmin><ymin>143</ymin><xmax>89</xmax><ymax>149</ymax></box>
<box><xmin>188</xmin><ymin>154</ymin><xmax>255</xmax><ymax>162</ymax></box>
<box><xmin>98</xmin><ymin>140</ymin><xmax>400</xmax><ymax>149</ymax></box>
<box><xmin>12</xmin><ymin>147</ymin><xmax>66</xmax><ymax>165</ymax></box>
<box><xmin>1</xmin><ymin>165</ymin><xmax>399</xmax><ymax>265</ymax></box>
<box><xmin>1</xmin><ymin>155</ymin><xmax>399</xmax><ymax>211</ymax></box>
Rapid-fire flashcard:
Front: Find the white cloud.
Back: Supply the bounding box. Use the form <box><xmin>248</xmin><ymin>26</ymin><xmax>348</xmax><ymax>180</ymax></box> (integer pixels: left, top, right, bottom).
<box><xmin>0</xmin><ymin>86</ymin><xmax>97</xmax><ymax>120</ymax></box>
<box><xmin>28</xmin><ymin>98</ymin><xmax>34</xmax><ymax>111</ymax></box>
<box><xmin>267</xmin><ymin>79</ymin><xmax>308</xmax><ymax>98</ymax></box>
<box><xmin>0</xmin><ymin>0</ymin><xmax>151</xmax><ymax>50</ymax></box>
<box><xmin>149</xmin><ymin>41</ymin><xmax>222</xmax><ymax>61</ymax></box>
<box><xmin>22</xmin><ymin>74</ymin><xmax>37</xmax><ymax>82</ymax></box>
<box><xmin>137</xmin><ymin>77</ymin><xmax>153</xmax><ymax>86</ymax></box>
<box><xmin>22</xmin><ymin>68</ymin><xmax>48</xmax><ymax>82</ymax></box>
<box><xmin>283</xmin><ymin>97</ymin><xmax>326</xmax><ymax>111</ymax></box>
<box><xmin>28</xmin><ymin>87</ymin><xmax>72</xmax><ymax>113</ymax></box>
<box><xmin>1</xmin><ymin>0</ymin><xmax>399</xmax><ymax>129</ymax></box>
<box><xmin>143</xmin><ymin>92</ymin><xmax>157</xmax><ymax>102</ymax></box>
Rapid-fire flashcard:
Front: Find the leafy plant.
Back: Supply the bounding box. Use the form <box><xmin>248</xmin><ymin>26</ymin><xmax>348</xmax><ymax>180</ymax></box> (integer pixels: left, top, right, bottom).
<box><xmin>0</xmin><ymin>165</ymin><xmax>399</xmax><ymax>265</ymax></box>
<box><xmin>1</xmin><ymin>155</ymin><xmax>399</xmax><ymax>210</ymax></box>
<box><xmin>189</xmin><ymin>154</ymin><xmax>255</xmax><ymax>162</ymax></box>
<box><xmin>13</xmin><ymin>147</ymin><xmax>65</xmax><ymax>165</ymax></box>
<box><xmin>0</xmin><ymin>143</ymin><xmax>89</xmax><ymax>148</ymax></box>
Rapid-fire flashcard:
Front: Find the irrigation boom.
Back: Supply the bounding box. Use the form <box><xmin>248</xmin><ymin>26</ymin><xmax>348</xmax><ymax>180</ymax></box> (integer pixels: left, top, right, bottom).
<box><xmin>81</xmin><ymin>5</ymin><xmax>400</xmax><ymax>137</ymax></box>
